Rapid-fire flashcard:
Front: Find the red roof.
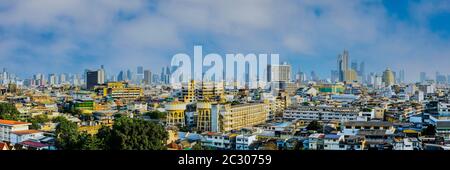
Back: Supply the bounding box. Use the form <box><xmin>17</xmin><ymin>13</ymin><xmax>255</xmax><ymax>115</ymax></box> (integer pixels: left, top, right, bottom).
<box><xmin>0</xmin><ymin>142</ymin><xmax>8</xmax><ymax>150</ymax></box>
<box><xmin>11</xmin><ymin>130</ymin><xmax>42</xmax><ymax>135</ymax></box>
<box><xmin>0</xmin><ymin>119</ymin><xmax>31</xmax><ymax>126</ymax></box>
<box><xmin>20</xmin><ymin>141</ymin><xmax>49</xmax><ymax>148</ymax></box>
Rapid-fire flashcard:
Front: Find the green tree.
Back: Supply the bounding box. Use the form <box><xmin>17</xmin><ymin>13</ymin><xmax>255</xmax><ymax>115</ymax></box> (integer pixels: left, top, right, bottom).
<box><xmin>191</xmin><ymin>142</ymin><xmax>203</xmax><ymax>150</ymax></box>
<box><xmin>79</xmin><ymin>132</ymin><xmax>103</xmax><ymax>150</ymax></box>
<box><xmin>0</xmin><ymin>103</ymin><xmax>20</xmax><ymax>120</ymax></box>
<box><xmin>29</xmin><ymin>114</ymin><xmax>50</xmax><ymax>129</ymax></box>
<box><xmin>145</xmin><ymin>111</ymin><xmax>166</xmax><ymax>119</ymax></box>
<box><xmin>55</xmin><ymin>117</ymin><xmax>80</xmax><ymax>150</ymax></box>
<box><xmin>98</xmin><ymin>117</ymin><xmax>168</xmax><ymax>150</ymax></box>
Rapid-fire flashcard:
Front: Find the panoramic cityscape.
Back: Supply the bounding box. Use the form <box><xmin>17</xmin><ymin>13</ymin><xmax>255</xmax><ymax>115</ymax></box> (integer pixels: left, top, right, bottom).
<box><xmin>1</xmin><ymin>0</ymin><xmax>450</xmax><ymax>154</ymax></box>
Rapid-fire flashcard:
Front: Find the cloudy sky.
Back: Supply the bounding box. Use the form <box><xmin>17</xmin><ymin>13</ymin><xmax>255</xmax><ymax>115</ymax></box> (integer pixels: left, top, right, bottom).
<box><xmin>0</xmin><ymin>0</ymin><xmax>449</xmax><ymax>82</ymax></box>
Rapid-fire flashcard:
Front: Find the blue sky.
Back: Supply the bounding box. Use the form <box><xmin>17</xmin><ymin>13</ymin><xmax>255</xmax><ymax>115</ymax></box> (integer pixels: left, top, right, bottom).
<box><xmin>0</xmin><ymin>0</ymin><xmax>450</xmax><ymax>82</ymax></box>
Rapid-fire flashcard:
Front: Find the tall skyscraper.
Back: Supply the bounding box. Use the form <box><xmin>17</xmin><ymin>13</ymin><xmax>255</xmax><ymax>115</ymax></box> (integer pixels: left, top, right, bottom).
<box><xmin>420</xmin><ymin>72</ymin><xmax>427</xmax><ymax>83</ymax></box>
<box><xmin>98</xmin><ymin>65</ymin><xmax>105</xmax><ymax>84</ymax></box>
<box><xmin>398</xmin><ymin>69</ymin><xmax>405</xmax><ymax>84</ymax></box>
<box><xmin>48</xmin><ymin>74</ymin><xmax>57</xmax><ymax>85</ymax></box>
<box><xmin>331</xmin><ymin>70</ymin><xmax>339</xmax><ymax>83</ymax></box>
<box><xmin>351</xmin><ymin>61</ymin><xmax>358</xmax><ymax>72</ymax></box>
<box><xmin>267</xmin><ymin>63</ymin><xmax>291</xmax><ymax>82</ymax></box>
<box><xmin>117</xmin><ymin>71</ymin><xmax>125</xmax><ymax>81</ymax></box>
<box><xmin>126</xmin><ymin>69</ymin><xmax>133</xmax><ymax>82</ymax></box>
<box><xmin>436</xmin><ymin>72</ymin><xmax>447</xmax><ymax>84</ymax></box>
<box><xmin>359</xmin><ymin>62</ymin><xmax>365</xmax><ymax>83</ymax></box>
<box><xmin>144</xmin><ymin>70</ymin><xmax>152</xmax><ymax>85</ymax></box>
<box><xmin>337</xmin><ymin>50</ymin><xmax>349</xmax><ymax>82</ymax></box>
<box><xmin>136</xmin><ymin>66</ymin><xmax>144</xmax><ymax>83</ymax></box>
<box><xmin>311</xmin><ymin>71</ymin><xmax>318</xmax><ymax>81</ymax></box>
<box><xmin>86</xmin><ymin>70</ymin><xmax>99</xmax><ymax>90</ymax></box>
<box><xmin>86</xmin><ymin>66</ymin><xmax>105</xmax><ymax>90</ymax></box>
<box><xmin>59</xmin><ymin>73</ymin><xmax>67</xmax><ymax>84</ymax></box>
<box><xmin>382</xmin><ymin>68</ymin><xmax>395</xmax><ymax>86</ymax></box>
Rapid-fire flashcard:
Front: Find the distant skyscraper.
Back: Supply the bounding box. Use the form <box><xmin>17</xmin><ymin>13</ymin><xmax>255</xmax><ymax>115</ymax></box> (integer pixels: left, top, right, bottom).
<box><xmin>331</xmin><ymin>70</ymin><xmax>339</xmax><ymax>83</ymax></box>
<box><xmin>337</xmin><ymin>50</ymin><xmax>349</xmax><ymax>82</ymax></box>
<box><xmin>59</xmin><ymin>73</ymin><xmax>67</xmax><ymax>84</ymax></box>
<box><xmin>48</xmin><ymin>74</ymin><xmax>57</xmax><ymax>85</ymax></box>
<box><xmin>351</xmin><ymin>61</ymin><xmax>358</xmax><ymax>72</ymax></box>
<box><xmin>86</xmin><ymin>66</ymin><xmax>105</xmax><ymax>89</ymax></box>
<box><xmin>359</xmin><ymin>62</ymin><xmax>365</xmax><ymax>83</ymax></box>
<box><xmin>137</xmin><ymin>66</ymin><xmax>144</xmax><ymax>83</ymax></box>
<box><xmin>117</xmin><ymin>71</ymin><xmax>125</xmax><ymax>81</ymax></box>
<box><xmin>420</xmin><ymin>72</ymin><xmax>427</xmax><ymax>83</ymax></box>
<box><xmin>86</xmin><ymin>70</ymin><xmax>99</xmax><ymax>90</ymax></box>
<box><xmin>267</xmin><ymin>63</ymin><xmax>291</xmax><ymax>82</ymax></box>
<box><xmin>311</xmin><ymin>71</ymin><xmax>318</xmax><ymax>81</ymax></box>
<box><xmin>382</xmin><ymin>68</ymin><xmax>395</xmax><ymax>86</ymax></box>
<box><xmin>436</xmin><ymin>72</ymin><xmax>447</xmax><ymax>84</ymax></box>
<box><xmin>126</xmin><ymin>69</ymin><xmax>133</xmax><ymax>82</ymax></box>
<box><xmin>399</xmin><ymin>69</ymin><xmax>405</xmax><ymax>84</ymax></box>
<box><xmin>144</xmin><ymin>70</ymin><xmax>152</xmax><ymax>85</ymax></box>
<box><xmin>98</xmin><ymin>65</ymin><xmax>105</xmax><ymax>84</ymax></box>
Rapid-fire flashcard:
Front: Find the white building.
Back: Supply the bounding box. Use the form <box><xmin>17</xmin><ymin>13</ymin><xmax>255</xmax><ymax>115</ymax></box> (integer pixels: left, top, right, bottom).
<box><xmin>201</xmin><ymin>132</ymin><xmax>236</xmax><ymax>150</ymax></box>
<box><xmin>308</xmin><ymin>133</ymin><xmax>325</xmax><ymax>150</ymax></box>
<box><xmin>341</xmin><ymin>121</ymin><xmax>395</xmax><ymax>136</ymax></box>
<box><xmin>393</xmin><ymin>138</ymin><xmax>420</xmax><ymax>150</ymax></box>
<box><xmin>235</xmin><ymin>134</ymin><xmax>257</xmax><ymax>150</ymax></box>
<box><xmin>0</xmin><ymin>119</ymin><xmax>32</xmax><ymax>143</ymax></box>
<box><xmin>284</xmin><ymin>106</ymin><xmax>360</xmax><ymax>122</ymax></box>
<box><xmin>323</xmin><ymin>134</ymin><xmax>345</xmax><ymax>150</ymax></box>
<box><xmin>10</xmin><ymin>130</ymin><xmax>45</xmax><ymax>144</ymax></box>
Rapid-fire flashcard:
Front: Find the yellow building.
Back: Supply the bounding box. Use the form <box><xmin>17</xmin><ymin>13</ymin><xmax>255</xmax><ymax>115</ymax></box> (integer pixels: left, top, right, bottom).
<box><xmin>218</xmin><ymin>103</ymin><xmax>268</xmax><ymax>132</ymax></box>
<box><xmin>181</xmin><ymin>80</ymin><xmax>224</xmax><ymax>103</ymax></box>
<box><xmin>165</xmin><ymin>102</ymin><xmax>187</xmax><ymax>127</ymax></box>
<box><xmin>103</xmin><ymin>82</ymin><xmax>143</xmax><ymax>100</ymax></box>
<box><xmin>182</xmin><ymin>80</ymin><xmax>196</xmax><ymax>103</ymax></box>
<box><xmin>383</xmin><ymin>68</ymin><xmax>395</xmax><ymax>86</ymax></box>
<box><xmin>196</xmin><ymin>101</ymin><xmax>212</xmax><ymax>132</ymax></box>
<box><xmin>345</xmin><ymin>69</ymin><xmax>358</xmax><ymax>82</ymax></box>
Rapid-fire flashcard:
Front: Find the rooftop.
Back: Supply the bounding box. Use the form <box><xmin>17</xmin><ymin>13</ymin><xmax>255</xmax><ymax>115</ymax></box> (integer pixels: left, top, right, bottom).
<box><xmin>20</xmin><ymin>140</ymin><xmax>49</xmax><ymax>148</ymax></box>
<box><xmin>0</xmin><ymin>119</ymin><xmax>31</xmax><ymax>126</ymax></box>
<box><xmin>11</xmin><ymin>130</ymin><xmax>42</xmax><ymax>135</ymax></box>
<box><xmin>343</xmin><ymin>121</ymin><xmax>393</xmax><ymax>127</ymax></box>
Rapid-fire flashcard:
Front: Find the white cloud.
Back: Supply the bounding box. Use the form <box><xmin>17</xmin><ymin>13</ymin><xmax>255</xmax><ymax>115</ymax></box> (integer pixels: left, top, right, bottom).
<box><xmin>0</xmin><ymin>0</ymin><xmax>449</xmax><ymax>82</ymax></box>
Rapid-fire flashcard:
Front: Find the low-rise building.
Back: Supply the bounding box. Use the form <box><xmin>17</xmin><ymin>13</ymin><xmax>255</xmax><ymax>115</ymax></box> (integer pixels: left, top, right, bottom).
<box><xmin>236</xmin><ymin>134</ymin><xmax>257</xmax><ymax>150</ymax></box>
<box><xmin>284</xmin><ymin>106</ymin><xmax>359</xmax><ymax>122</ymax></box>
<box><xmin>341</xmin><ymin>121</ymin><xmax>395</xmax><ymax>136</ymax></box>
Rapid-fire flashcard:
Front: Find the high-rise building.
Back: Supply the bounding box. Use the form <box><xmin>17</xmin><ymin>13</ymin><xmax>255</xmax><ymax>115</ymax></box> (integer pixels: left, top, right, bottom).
<box><xmin>337</xmin><ymin>50</ymin><xmax>349</xmax><ymax>82</ymax></box>
<box><xmin>420</xmin><ymin>72</ymin><xmax>427</xmax><ymax>83</ymax></box>
<box><xmin>136</xmin><ymin>66</ymin><xmax>144</xmax><ymax>84</ymax></box>
<box><xmin>126</xmin><ymin>69</ymin><xmax>133</xmax><ymax>82</ymax></box>
<box><xmin>359</xmin><ymin>62</ymin><xmax>365</xmax><ymax>83</ymax></box>
<box><xmin>59</xmin><ymin>73</ymin><xmax>67</xmax><ymax>84</ymax></box>
<box><xmin>86</xmin><ymin>70</ymin><xmax>99</xmax><ymax>90</ymax></box>
<box><xmin>351</xmin><ymin>61</ymin><xmax>358</xmax><ymax>72</ymax></box>
<box><xmin>398</xmin><ymin>69</ymin><xmax>405</xmax><ymax>84</ymax></box>
<box><xmin>267</xmin><ymin>63</ymin><xmax>291</xmax><ymax>82</ymax></box>
<box><xmin>117</xmin><ymin>71</ymin><xmax>125</xmax><ymax>82</ymax></box>
<box><xmin>48</xmin><ymin>74</ymin><xmax>57</xmax><ymax>85</ymax></box>
<box><xmin>331</xmin><ymin>70</ymin><xmax>339</xmax><ymax>83</ymax></box>
<box><xmin>144</xmin><ymin>70</ymin><xmax>152</xmax><ymax>85</ymax></box>
<box><xmin>436</xmin><ymin>72</ymin><xmax>447</xmax><ymax>85</ymax></box>
<box><xmin>98</xmin><ymin>65</ymin><xmax>105</xmax><ymax>84</ymax></box>
<box><xmin>85</xmin><ymin>66</ymin><xmax>105</xmax><ymax>90</ymax></box>
<box><xmin>382</xmin><ymin>68</ymin><xmax>395</xmax><ymax>86</ymax></box>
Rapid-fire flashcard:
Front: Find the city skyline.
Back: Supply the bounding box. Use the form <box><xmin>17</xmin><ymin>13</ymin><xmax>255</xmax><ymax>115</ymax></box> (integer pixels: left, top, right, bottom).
<box><xmin>0</xmin><ymin>0</ymin><xmax>450</xmax><ymax>82</ymax></box>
